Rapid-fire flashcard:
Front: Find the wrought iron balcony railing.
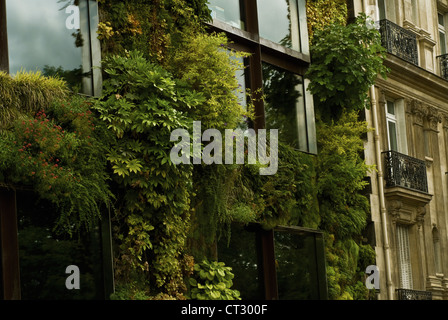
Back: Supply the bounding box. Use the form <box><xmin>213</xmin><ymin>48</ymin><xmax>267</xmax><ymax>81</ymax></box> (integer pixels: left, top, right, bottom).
<box><xmin>396</xmin><ymin>288</ymin><xmax>432</xmax><ymax>300</ymax></box>
<box><xmin>382</xmin><ymin>150</ymin><xmax>428</xmax><ymax>193</ymax></box>
<box><xmin>437</xmin><ymin>53</ymin><xmax>448</xmax><ymax>80</ymax></box>
<box><xmin>378</xmin><ymin>19</ymin><xmax>419</xmax><ymax>66</ymax></box>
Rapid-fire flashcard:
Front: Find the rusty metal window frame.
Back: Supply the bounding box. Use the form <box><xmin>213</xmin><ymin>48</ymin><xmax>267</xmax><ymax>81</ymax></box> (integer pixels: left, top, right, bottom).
<box><xmin>0</xmin><ymin>0</ymin><xmax>8</xmax><ymax>72</ymax></box>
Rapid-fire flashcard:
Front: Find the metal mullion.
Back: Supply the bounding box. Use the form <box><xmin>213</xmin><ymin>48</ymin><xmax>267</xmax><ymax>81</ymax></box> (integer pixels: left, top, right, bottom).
<box><xmin>0</xmin><ymin>188</ymin><xmax>20</xmax><ymax>300</ymax></box>
<box><xmin>0</xmin><ymin>0</ymin><xmax>8</xmax><ymax>72</ymax></box>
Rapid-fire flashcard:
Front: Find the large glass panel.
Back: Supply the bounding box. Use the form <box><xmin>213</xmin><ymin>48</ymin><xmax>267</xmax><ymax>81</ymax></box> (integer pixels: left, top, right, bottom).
<box><xmin>388</xmin><ymin>120</ymin><xmax>398</xmax><ymax>152</ymax></box>
<box><xmin>387</xmin><ymin>101</ymin><xmax>395</xmax><ymax>115</ymax></box>
<box><xmin>16</xmin><ymin>190</ymin><xmax>106</xmax><ymax>299</ymax></box>
<box><xmin>208</xmin><ymin>0</ymin><xmax>245</xmax><ymax>29</ymax></box>
<box><xmin>6</xmin><ymin>0</ymin><xmax>97</xmax><ymax>93</ymax></box>
<box><xmin>440</xmin><ymin>31</ymin><xmax>447</xmax><ymax>55</ymax></box>
<box><xmin>377</xmin><ymin>0</ymin><xmax>386</xmax><ymax>20</ymax></box>
<box><xmin>274</xmin><ymin>230</ymin><xmax>321</xmax><ymax>299</ymax></box>
<box><xmin>439</xmin><ymin>13</ymin><xmax>445</xmax><ymax>26</ymax></box>
<box><xmin>231</xmin><ymin>55</ymin><xmax>247</xmax><ymax>111</ymax></box>
<box><xmin>257</xmin><ymin>0</ymin><xmax>300</xmax><ymax>51</ymax></box>
<box><xmin>263</xmin><ymin>62</ymin><xmax>307</xmax><ymax>151</ymax></box>
<box><xmin>217</xmin><ymin>224</ymin><xmax>264</xmax><ymax>299</ymax></box>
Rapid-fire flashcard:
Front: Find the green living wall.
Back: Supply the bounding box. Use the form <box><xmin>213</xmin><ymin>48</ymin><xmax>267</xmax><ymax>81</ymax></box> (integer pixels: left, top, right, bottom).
<box><xmin>0</xmin><ymin>0</ymin><xmax>387</xmax><ymax>300</ymax></box>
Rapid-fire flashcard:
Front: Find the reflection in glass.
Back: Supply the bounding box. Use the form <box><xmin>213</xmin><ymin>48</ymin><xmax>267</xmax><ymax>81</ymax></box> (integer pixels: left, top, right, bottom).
<box><xmin>263</xmin><ymin>62</ymin><xmax>307</xmax><ymax>150</ymax></box>
<box><xmin>208</xmin><ymin>0</ymin><xmax>245</xmax><ymax>29</ymax></box>
<box><xmin>6</xmin><ymin>0</ymin><xmax>98</xmax><ymax>93</ymax></box>
<box><xmin>217</xmin><ymin>224</ymin><xmax>264</xmax><ymax>299</ymax></box>
<box><xmin>16</xmin><ymin>190</ymin><xmax>105</xmax><ymax>300</ymax></box>
<box><xmin>274</xmin><ymin>230</ymin><xmax>320</xmax><ymax>299</ymax></box>
<box><xmin>234</xmin><ymin>57</ymin><xmax>247</xmax><ymax>110</ymax></box>
<box><xmin>257</xmin><ymin>0</ymin><xmax>301</xmax><ymax>51</ymax></box>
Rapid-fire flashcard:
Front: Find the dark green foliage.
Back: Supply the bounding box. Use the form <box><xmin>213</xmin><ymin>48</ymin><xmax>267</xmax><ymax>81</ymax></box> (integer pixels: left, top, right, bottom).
<box><xmin>0</xmin><ymin>74</ymin><xmax>112</xmax><ymax>236</ymax></box>
<box><xmin>316</xmin><ymin>112</ymin><xmax>373</xmax><ymax>239</ymax></box>
<box><xmin>187</xmin><ymin>259</ymin><xmax>241</xmax><ymax>300</ymax></box>
<box><xmin>306</xmin><ymin>13</ymin><xmax>388</xmax><ymax>121</ymax></box>
<box><xmin>97</xmin><ymin>0</ymin><xmax>210</xmax><ymax>64</ymax></box>
<box><xmin>93</xmin><ymin>50</ymin><xmax>204</xmax><ymax>298</ymax></box>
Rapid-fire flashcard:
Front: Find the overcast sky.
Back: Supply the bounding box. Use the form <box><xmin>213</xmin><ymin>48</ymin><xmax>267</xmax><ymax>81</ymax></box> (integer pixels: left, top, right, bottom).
<box><xmin>6</xmin><ymin>0</ymin><xmax>82</xmax><ymax>75</ymax></box>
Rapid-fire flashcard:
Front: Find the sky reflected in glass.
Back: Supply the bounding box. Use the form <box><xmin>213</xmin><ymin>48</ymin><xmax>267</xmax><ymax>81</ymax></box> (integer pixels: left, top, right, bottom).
<box><xmin>6</xmin><ymin>0</ymin><xmax>82</xmax><ymax>79</ymax></box>
<box><xmin>257</xmin><ymin>0</ymin><xmax>300</xmax><ymax>50</ymax></box>
<box><xmin>208</xmin><ymin>0</ymin><xmax>244</xmax><ymax>29</ymax></box>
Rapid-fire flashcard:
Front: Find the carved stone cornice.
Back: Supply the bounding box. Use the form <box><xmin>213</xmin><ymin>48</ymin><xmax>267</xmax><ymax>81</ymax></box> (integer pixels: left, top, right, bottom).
<box><xmin>408</xmin><ymin>99</ymin><xmax>425</xmax><ymax>126</ymax></box>
<box><xmin>385</xmin><ymin>187</ymin><xmax>432</xmax><ymax>226</ymax></box>
<box><xmin>442</xmin><ymin>113</ymin><xmax>448</xmax><ymax>130</ymax></box>
<box><xmin>388</xmin><ymin>199</ymin><xmax>402</xmax><ymax>224</ymax></box>
<box><xmin>425</xmin><ymin>106</ymin><xmax>442</xmax><ymax>132</ymax></box>
<box><xmin>408</xmin><ymin>99</ymin><xmax>442</xmax><ymax>131</ymax></box>
<box><xmin>416</xmin><ymin>206</ymin><xmax>426</xmax><ymax>229</ymax></box>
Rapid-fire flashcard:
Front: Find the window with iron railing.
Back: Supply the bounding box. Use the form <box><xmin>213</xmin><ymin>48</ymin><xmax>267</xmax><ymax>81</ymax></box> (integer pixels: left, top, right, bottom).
<box><xmin>396</xmin><ymin>288</ymin><xmax>432</xmax><ymax>300</ymax></box>
<box><xmin>377</xmin><ymin>19</ymin><xmax>419</xmax><ymax>66</ymax></box>
<box><xmin>382</xmin><ymin>150</ymin><xmax>428</xmax><ymax>193</ymax></box>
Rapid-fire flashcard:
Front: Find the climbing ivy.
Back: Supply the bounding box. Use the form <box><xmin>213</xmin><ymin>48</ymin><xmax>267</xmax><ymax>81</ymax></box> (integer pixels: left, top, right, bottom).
<box><xmin>306</xmin><ymin>0</ymin><xmax>348</xmax><ymax>44</ymax></box>
<box><xmin>305</xmin><ymin>11</ymin><xmax>388</xmax><ymax>300</ymax></box>
<box><xmin>92</xmin><ymin>50</ymin><xmax>205</xmax><ymax>298</ymax></box>
<box><xmin>91</xmin><ymin>0</ymin><xmax>384</xmax><ymax>301</ymax></box>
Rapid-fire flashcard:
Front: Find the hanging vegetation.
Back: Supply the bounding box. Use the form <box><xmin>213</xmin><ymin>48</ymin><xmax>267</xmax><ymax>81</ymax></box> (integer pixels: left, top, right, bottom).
<box><xmin>0</xmin><ymin>0</ymin><xmax>388</xmax><ymax>301</ymax></box>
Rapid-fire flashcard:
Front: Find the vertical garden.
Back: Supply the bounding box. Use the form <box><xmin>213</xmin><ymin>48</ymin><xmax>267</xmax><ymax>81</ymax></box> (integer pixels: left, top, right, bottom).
<box><xmin>0</xmin><ymin>0</ymin><xmax>388</xmax><ymax>300</ymax></box>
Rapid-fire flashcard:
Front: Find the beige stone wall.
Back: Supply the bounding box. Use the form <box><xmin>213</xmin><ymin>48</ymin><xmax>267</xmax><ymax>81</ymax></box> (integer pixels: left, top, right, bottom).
<box><xmin>354</xmin><ymin>0</ymin><xmax>448</xmax><ymax>299</ymax></box>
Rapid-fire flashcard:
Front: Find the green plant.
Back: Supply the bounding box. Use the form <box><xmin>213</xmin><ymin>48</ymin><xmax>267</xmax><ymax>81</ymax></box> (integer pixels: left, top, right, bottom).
<box><xmin>0</xmin><ymin>81</ymin><xmax>112</xmax><ymax>235</ymax></box>
<box><xmin>306</xmin><ymin>0</ymin><xmax>348</xmax><ymax>44</ymax></box>
<box><xmin>97</xmin><ymin>0</ymin><xmax>210</xmax><ymax>64</ymax></box>
<box><xmin>93</xmin><ymin>50</ymin><xmax>204</xmax><ymax>297</ymax></box>
<box><xmin>168</xmin><ymin>32</ymin><xmax>252</xmax><ymax>130</ymax></box>
<box><xmin>188</xmin><ymin>260</ymin><xmax>241</xmax><ymax>300</ymax></box>
<box><xmin>315</xmin><ymin>111</ymin><xmax>375</xmax><ymax>300</ymax></box>
<box><xmin>306</xmin><ymin>13</ymin><xmax>389</xmax><ymax>121</ymax></box>
<box><xmin>0</xmin><ymin>70</ymin><xmax>68</xmax><ymax>130</ymax></box>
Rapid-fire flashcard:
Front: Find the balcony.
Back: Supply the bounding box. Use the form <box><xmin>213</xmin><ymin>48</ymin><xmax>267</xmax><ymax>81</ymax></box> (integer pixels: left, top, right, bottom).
<box><xmin>437</xmin><ymin>53</ymin><xmax>448</xmax><ymax>80</ymax></box>
<box><xmin>382</xmin><ymin>150</ymin><xmax>428</xmax><ymax>193</ymax></box>
<box><xmin>396</xmin><ymin>288</ymin><xmax>432</xmax><ymax>300</ymax></box>
<box><xmin>378</xmin><ymin>19</ymin><xmax>419</xmax><ymax>66</ymax></box>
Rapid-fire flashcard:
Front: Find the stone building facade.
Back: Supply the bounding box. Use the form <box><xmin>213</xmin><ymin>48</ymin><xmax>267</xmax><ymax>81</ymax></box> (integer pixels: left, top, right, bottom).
<box><xmin>350</xmin><ymin>0</ymin><xmax>448</xmax><ymax>300</ymax></box>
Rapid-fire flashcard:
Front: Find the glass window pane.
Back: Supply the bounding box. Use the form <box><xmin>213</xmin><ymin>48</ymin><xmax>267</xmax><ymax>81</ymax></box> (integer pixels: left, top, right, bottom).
<box><xmin>16</xmin><ymin>190</ymin><xmax>106</xmax><ymax>300</ymax></box>
<box><xmin>274</xmin><ymin>230</ymin><xmax>321</xmax><ymax>299</ymax></box>
<box><xmin>388</xmin><ymin>120</ymin><xmax>398</xmax><ymax>151</ymax></box>
<box><xmin>217</xmin><ymin>224</ymin><xmax>264</xmax><ymax>299</ymax></box>
<box><xmin>6</xmin><ymin>0</ymin><xmax>94</xmax><ymax>93</ymax></box>
<box><xmin>208</xmin><ymin>0</ymin><xmax>245</xmax><ymax>29</ymax></box>
<box><xmin>386</xmin><ymin>101</ymin><xmax>395</xmax><ymax>115</ymax></box>
<box><xmin>257</xmin><ymin>0</ymin><xmax>301</xmax><ymax>51</ymax></box>
<box><xmin>231</xmin><ymin>55</ymin><xmax>247</xmax><ymax>111</ymax></box>
<box><xmin>439</xmin><ymin>13</ymin><xmax>445</xmax><ymax>27</ymax></box>
<box><xmin>440</xmin><ymin>31</ymin><xmax>447</xmax><ymax>54</ymax></box>
<box><xmin>263</xmin><ymin>62</ymin><xmax>306</xmax><ymax>150</ymax></box>
<box><xmin>378</xmin><ymin>0</ymin><xmax>386</xmax><ymax>20</ymax></box>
